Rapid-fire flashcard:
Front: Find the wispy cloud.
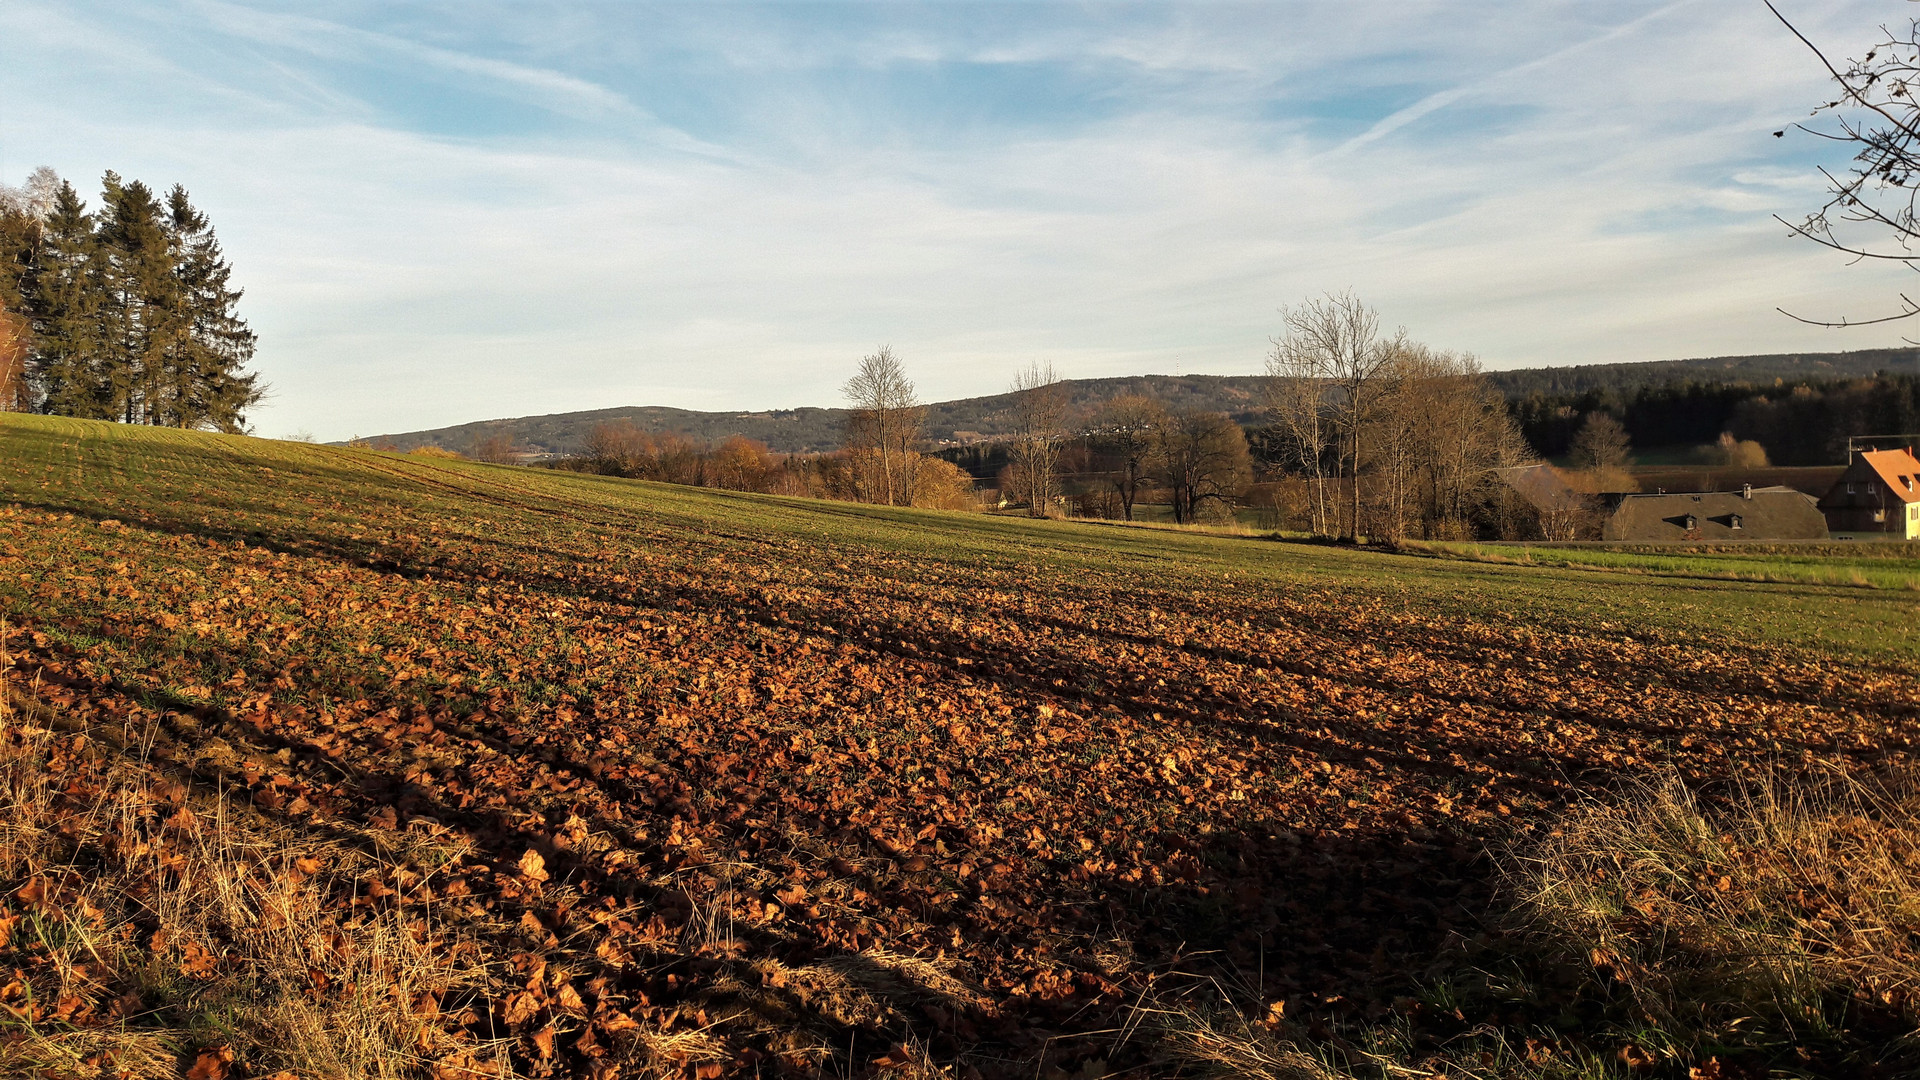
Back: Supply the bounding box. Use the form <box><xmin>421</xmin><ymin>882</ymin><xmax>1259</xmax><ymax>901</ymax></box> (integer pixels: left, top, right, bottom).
<box><xmin>0</xmin><ymin>0</ymin><xmax>1907</xmax><ymax>439</ymax></box>
<box><xmin>1331</xmin><ymin>1</ymin><xmax>1695</xmax><ymax>157</ymax></box>
<box><xmin>193</xmin><ymin>1</ymin><xmax>636</xmax><ymax>118</ymax></box>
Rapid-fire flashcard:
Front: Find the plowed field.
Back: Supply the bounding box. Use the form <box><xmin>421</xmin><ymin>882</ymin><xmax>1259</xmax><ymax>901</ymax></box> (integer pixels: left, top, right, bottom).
<box><xmin>2</xmin><ymin>414</ymin><xmax>1915</xmax><ymax>1078</ymax></box>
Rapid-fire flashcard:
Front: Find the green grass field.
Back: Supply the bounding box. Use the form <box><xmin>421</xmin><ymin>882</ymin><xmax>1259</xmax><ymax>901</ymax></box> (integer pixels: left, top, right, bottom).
<box><xmin>1417</xmin><ymin>538</ymin><xmax>1920</xmax><ymax>595</ymax></box>
<box><xmin>3</xmin><ymin>413</ymin><xmax>1912</xmax><ymax>665</ymax></box>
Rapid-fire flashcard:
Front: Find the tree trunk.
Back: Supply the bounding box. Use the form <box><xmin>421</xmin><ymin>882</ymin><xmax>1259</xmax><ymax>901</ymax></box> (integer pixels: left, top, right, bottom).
<box><xmin>1349</xmin><ymin>426</ymin><xmax>1362</xmax><ymax>541</ymax></box>
<box><xmin>879</xmin><ymin>416</ymin><xmax>895</xmax><ymax>507</ymax></box>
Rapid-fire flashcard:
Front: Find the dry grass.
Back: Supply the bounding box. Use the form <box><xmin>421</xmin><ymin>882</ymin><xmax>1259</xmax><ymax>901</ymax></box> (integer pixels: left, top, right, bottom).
<box><xmin>1130</xmin><ymin>766</ymin><xmax>1920</xmax><ymax>1080</ymax></box>
<box><xmin>0</xmin><ymin>628</ymin><xmax>518</xmax><ymax>1080</ymax></box>
<box><xmin>1508</xmin><ymin>765</ymin><xmax>1920</xmax><ymax>1066</ymax></box>
<box><xmin>1137</xmin><ymin>1000</ymin><xmax>1343</xmax><ymax>1080</ymax></box>
<box><xmin>1133</xmin><ymin>991</ymin><xmax>1621</xmax><ymax>1080</ymax></box>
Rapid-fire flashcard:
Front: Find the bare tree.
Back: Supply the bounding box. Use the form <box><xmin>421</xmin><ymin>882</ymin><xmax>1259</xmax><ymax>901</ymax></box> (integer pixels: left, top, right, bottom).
<box><xmin>582</xmin><ymin>420</ymin><xmax>655</xmax><ymax>477</ymax></box>
<box><xmin>1156</xmin><ymin>410</ymin><xmax>1252</xmax><ymax>524</ymax></box>
<box><xmin>842</xmin><ymin>345</ymin><xmax>924</xmax><ymax>506</ymax></box>
<box><xmin>1263</xmin><ymin>342</ymin><xmax>1333</xmax><ymax>535</ymax></box>
<box><xmin>1007</xmin><ymin>361</ymin><xmax>1069</xmax><ymax>517</ymax></box>
<box><xmin>470</xmin><ymin>431</ymin><xmax>518</xmax><ymax>465</ymax></box>
<box><xmin>1365</xmin><ymin>348</ymin><xmax>1417</xmax><ymax>541</ymax></box>
<box><xmin>1273</xmin><ymin>292</ymin><xmax>1400</xmax><ymax>540</ymax></box>
<box><xmin>711</xmin><ymin>436</ymin><xmax>775</xmax><ymax>492</ymax></box>
<box><xmin>1086</xmin><ymin>394</ymin><xmax>1167</xmax><ymax>521</ymax></box>
<box><xmin>0</xmin><ymin>166</ymin><xmax>60</xmax><ymax>219</ymax></box>
<box><xmin>1768</xmin><ymin>4</ymin><xmax>1920</xmax><ymax>332</ymax></box>
<box><xmin>1369</xmin><ymin>346</ymin><xmax>1532</xmax><ymax>540</ymax></box>
<box><xmin>1569</xmin><ymin>412</ymin><xmax>1632</xmax><ymax>470</ymax></box>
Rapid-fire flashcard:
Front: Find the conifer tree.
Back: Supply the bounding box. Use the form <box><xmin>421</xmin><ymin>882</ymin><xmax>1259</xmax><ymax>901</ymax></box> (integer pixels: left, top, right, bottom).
<box><xmin>96</xmin><ymin>173</ymin><xmax>176</xmax><ymax>424</ymax></box>
<box><xmin>0</xmin><ymin>169</ymin><xmax>263</xmax><ymax>430</ymax></box>
<box><xmin>24</xmin><ymin>182</ymin><xmax>109</xmax><ymax>418</ymax></box>
<box><xmin>164</xmin><ymin>184</ymin><xmax>260</xmax><ymax>431</ymax></box>
<box><xmin>0</xmin><ymin>207</ymin><xmax>37</xmax><ymax>317</ymax></box>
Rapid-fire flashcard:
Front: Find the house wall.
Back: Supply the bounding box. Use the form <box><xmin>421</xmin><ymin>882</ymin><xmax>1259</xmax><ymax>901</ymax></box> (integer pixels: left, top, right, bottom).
<box><xmin>1817</xmin><ymin>457</ymin><xmax>1920</xmax><ymax>538</ymax></box>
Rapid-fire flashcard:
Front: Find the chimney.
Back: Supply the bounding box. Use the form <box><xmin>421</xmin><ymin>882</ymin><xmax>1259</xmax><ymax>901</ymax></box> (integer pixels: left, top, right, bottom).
<box><xmin>1743</xmin><ymin>483</ymin><xmax>1753</xmax><ymax>500</ymax></box>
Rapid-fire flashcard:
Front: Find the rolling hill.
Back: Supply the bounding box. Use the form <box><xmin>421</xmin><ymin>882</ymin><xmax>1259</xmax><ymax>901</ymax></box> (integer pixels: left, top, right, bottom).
<box><xmin>354</xmin><ymin>348</ymin><xmax>1920</xmax><ymax>458</ymax></box>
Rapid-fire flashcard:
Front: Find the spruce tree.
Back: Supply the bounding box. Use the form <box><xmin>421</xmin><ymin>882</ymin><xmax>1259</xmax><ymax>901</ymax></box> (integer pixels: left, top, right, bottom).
<box><xmin>97</xmin><ymin>173</ymin><xmax>185</xmax><ymax>424</ymax></box>
<box><xmin>0</xmin><ymin>205</ymin><xmax>38</xmax><ymax>316</ymax></box>
<box><xmin>165</xmin><ymin>185</ymin><xmax>260</xmax><ymax>431</ymax></box>
<box><xmin>22</xmin><ymin>182</ymin><xmax>108</xmax><ymax>418</ymax></box>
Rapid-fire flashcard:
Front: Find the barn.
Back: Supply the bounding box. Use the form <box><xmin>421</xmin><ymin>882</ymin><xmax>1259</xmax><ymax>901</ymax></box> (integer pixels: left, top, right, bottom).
<box><xmin>1599</xmin><ymin>486</ymin><xmax>1828</xmax><ymax>542</ymax></box>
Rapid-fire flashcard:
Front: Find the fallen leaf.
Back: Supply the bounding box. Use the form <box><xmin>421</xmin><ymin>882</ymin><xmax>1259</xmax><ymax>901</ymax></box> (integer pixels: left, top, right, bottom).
<box><xmin>518</xmin><ymin>849</ymin><xmax>549</xmax><ymax>882</ymax></box>
<box><xmin>186</xmin><ymin>1046</ymin><xmax>234</xmax><ymax>1080</ymax></box>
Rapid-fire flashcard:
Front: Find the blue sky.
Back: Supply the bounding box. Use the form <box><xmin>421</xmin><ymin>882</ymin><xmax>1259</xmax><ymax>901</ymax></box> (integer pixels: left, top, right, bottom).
<box><xmin>0</xmin><ymin>0</ymin><xmax>1910</xmax><ymax>439</ymax></box>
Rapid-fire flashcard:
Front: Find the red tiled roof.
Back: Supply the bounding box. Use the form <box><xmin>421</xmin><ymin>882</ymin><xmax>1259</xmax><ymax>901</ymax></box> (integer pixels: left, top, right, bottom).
<box><xmin>1859</xmin><ymin>448</ymin><xmax>1920</xmax><ymax>504</ymax></box>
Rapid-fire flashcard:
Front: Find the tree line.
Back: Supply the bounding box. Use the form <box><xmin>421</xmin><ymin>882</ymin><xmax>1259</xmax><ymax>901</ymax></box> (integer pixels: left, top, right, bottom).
<box><xmin>542</xmin><ymin>302</ymin><xmax>1911</xmax><ymax>542</ymax></box>
<box><xmin>0</xmin><ymin>168</ymin><xmax>262</xmax><ymax>431</ymax></box>
<box><xmin>1509</xmin><ymin>373</ymin><xmax>1920</xmax><ymax>467</ymax></box>
<box><xmin>445</xmin><ymin>295</ymin><xmax>1638</xmax><ymax>541</ymax></box>
<box><xmin>555</xmin><ymin>416</ymin><xmax>980</xmax><ymax>510</ymax></box>
<box><xmin>835</xmin><ymin>295</ymin><xmax>1540</xmax><ymax>541</ymax></box>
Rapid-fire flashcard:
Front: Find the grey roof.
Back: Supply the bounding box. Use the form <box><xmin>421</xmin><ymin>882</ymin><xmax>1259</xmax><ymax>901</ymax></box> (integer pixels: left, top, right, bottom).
<box><xmin>1601</xmin><ymin>487</ymin><xmax>1827</xmax><ymax>542</ymax></box>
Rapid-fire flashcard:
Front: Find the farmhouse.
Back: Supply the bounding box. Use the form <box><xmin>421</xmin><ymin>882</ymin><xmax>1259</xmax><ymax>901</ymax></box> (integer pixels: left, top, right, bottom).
<box><xmin>1599</xmin><ymin>486</ymin><xmax>1828</xmax><ymax>542</ymax></box>
<box><xmin>1816</xmin><ymin>447</ymin><xmax>1920</xmax><ymax>539</ymax></box>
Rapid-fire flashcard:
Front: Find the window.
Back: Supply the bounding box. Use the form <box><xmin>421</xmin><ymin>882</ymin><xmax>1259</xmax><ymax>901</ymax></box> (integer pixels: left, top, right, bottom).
<box><xmin>1848</xmin><ymin>481</ymin><xmax>1857</xmax><ymax>494</ymax></box>
<box><xmin>1869</xmin><ymin>481</ymin><xmax>1879</xmax><ymax>495</ymax></box>
<box><xmin>1907</xmin><ymin>476</ymin><xmax>1916</xmax><ymax>492</ymax></box>
<box><xmin>1874</xmin><ymin>509</ymin><xmax>1887</xmax><ymax>523</ymax></box>
<box><xmin>1730</xmin><ymin>514</ymin><xmax>1743</xmax><ymax>530</ymax></box>
<box><xmin>1683</xmin><ymin>514</ymin><xmax>1698</xmax><ymax>531</ymax></box>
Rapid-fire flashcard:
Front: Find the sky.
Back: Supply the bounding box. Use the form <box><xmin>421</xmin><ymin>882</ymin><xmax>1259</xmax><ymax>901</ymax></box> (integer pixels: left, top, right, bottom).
<box><xmin>0</xmin><ymin>0</ymin><xmax>1913</xmax><ymax>440</ymax></box>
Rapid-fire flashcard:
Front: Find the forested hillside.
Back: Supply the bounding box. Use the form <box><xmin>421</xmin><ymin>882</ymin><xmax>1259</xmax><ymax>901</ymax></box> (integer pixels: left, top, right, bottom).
<box><xmin>1483</xmin><ymin>346</ymin><xmax>1920</xmax><ymax>397</ymax></box>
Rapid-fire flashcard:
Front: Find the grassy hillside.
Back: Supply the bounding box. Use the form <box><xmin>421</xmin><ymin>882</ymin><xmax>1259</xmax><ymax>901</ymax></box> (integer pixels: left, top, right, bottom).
<box><xmin>3</xmin><ymin>413</ymin><xmax>1917</xmax><ymax>1078</ymax></box>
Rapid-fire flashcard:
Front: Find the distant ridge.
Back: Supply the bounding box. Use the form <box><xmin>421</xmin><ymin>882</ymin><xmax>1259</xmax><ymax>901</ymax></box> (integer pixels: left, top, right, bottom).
<box><xmin>353</xmin><ymin>348</ymin><xmax>1920</xmax><ymax>457</ymax></box>
<box><xmin>353</xmin><ymin>374</ymin><xmax>1268</xmax><ymax>456</ymax></box>
<box><xmin>1482</xmin><ymin>346</ymin><xmax>1920</xmax><ymax>397</ymax></box>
